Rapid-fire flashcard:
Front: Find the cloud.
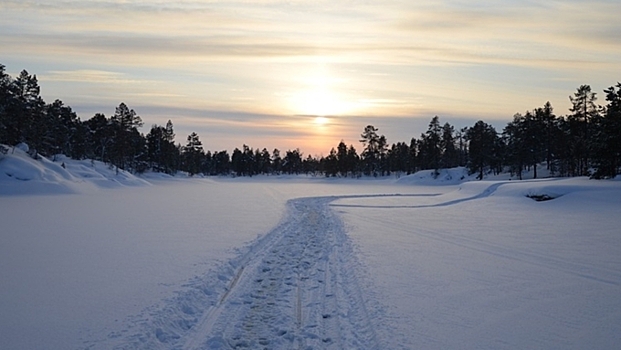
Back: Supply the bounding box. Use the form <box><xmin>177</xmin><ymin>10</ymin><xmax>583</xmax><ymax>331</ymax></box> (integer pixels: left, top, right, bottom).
<box><xmin>391</xmin><ymin>1</ymin><xmax>621</xmax><ymax>68</ymax></box>
<box><xmin>6</xmin><ymin>0</ymin><xmax>616</xmax><ymax>72</ymax></box>
<box><xmin>2</xmin><ymin>0</ymin><xmax>620</xmax><ymax>153</ymax></box>
<box><xmin>42</xmin><ymin>70</ymin><xmax>145</xmax><ymax>84</ymax></box>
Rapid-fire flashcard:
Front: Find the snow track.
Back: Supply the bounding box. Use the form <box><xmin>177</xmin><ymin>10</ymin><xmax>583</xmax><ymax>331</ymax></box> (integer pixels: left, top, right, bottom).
<box><xmin>109</xmin><ymin>187</ymin><xmax>521</xmax><ymax>350</ymax></box>
<box><xmin>179</xmin><ymin>196</ymin><xmax>379</xmax><ymax>350</ymax></box>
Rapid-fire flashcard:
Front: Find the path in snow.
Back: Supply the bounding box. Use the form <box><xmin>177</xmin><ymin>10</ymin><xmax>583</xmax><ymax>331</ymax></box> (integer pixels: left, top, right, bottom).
<box><xmin>181</xmin><ymin>196</ymin><xmax>380</xmax><ymax>350</ymax></box>
<box><xmin>102</xmin><ymin>184</ymin><xmax>528</xmax><ymax>350</ymax></box>
<box><xmin>108</xmin><ymin>188</ymin><xmax>508</xmax><ymax>350</ymax></box>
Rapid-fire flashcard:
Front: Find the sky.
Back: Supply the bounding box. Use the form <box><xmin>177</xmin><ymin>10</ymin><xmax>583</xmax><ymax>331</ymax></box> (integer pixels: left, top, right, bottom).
<box><xmin>1</xmin><ymin>0</ymin><xmax>620</xmax><ymax>156</ymax></box>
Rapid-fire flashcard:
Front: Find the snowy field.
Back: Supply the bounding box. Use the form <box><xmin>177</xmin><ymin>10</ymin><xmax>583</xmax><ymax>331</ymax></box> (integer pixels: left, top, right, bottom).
<box><xmin>1</xmin><ymin>147</ymin><xmax>621</xmax><ymax>349</ymax></box>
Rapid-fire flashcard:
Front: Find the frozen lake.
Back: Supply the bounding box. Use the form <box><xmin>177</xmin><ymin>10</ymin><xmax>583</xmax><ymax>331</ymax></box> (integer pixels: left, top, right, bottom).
<box><xmin>1</xmin><ymin>175</ymin><xmax>621</xmax><ymax>349</ymax></box>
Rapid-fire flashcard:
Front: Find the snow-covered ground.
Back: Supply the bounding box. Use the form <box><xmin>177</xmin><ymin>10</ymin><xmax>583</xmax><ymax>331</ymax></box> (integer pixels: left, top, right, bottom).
<box><xmin>1</xmin><ymin>147</ymin><xmax>620</xmax><ymax>349</ymax></box>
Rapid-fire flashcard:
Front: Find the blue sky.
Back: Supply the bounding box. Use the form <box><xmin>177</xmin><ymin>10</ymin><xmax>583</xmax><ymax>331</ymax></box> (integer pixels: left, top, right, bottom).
<box><xmin>1</xmin><ymin>0</ymin><xmax>620</xmax><ymax>155</ymax></box>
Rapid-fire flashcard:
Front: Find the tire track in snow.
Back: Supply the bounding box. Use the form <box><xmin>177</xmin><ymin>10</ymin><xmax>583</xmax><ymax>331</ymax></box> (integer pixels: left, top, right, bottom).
<box><xmin>182</xmin><ymin>196</ymin><xmax>380</xmax><ymax>350</ymax></box>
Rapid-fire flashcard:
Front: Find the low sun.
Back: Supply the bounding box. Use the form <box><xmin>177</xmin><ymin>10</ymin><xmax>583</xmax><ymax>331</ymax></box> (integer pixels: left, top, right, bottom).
<box><xmin>313</xmin><ymin>116</ymin><xmax>329</xmax><ymax>126</ymax></box>
<box><xmin>288</xmin><ymin>65</ymin><xmax>355</xmax><ymax>118</ymax></box>
<box><xmin>295</xmin><ymin>88</ymin><xmax>348</xmax><ymax>117</ymax></box>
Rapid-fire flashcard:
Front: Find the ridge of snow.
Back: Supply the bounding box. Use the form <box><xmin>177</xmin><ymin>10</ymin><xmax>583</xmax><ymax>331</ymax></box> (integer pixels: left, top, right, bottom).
<box><xmin>0</xmin><ymin>144</ymin><xmax>150</xmax><ymax>195</ymax></box>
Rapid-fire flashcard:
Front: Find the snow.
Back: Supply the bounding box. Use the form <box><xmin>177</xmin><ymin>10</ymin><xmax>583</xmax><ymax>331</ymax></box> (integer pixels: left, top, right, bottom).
<box><xmin>335</xmin><ymin>179</ymin><xmax>621</xmax><ymax>349</ymax></box>
<box><xmin>0</xmin><ymin>145</ymin><xmax>150</xmax><ymax>195</ymax></box>
<box><xmin>1</xmin><ymin>146</ymin><xmax>620</xmax><ymax>349</ymax></box>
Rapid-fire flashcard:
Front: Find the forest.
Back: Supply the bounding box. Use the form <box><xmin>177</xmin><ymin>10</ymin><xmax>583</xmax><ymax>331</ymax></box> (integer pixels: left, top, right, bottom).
<box><xmin>1</xmin><ymin>63</ymin><xmax>620</xmax><ymax>179</ymax></box>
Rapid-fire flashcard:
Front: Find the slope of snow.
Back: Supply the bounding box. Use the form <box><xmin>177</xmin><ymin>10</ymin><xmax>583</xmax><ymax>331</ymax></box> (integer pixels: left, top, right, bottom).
<box><xmin>396</xmin><ymin>167</ymin><xmax>472</xmax><ymax>186</ymax></box>
<box><xmin>395</xmin><ymin>164</ymin><xmax>559</xmax><ymax>186</ymax></box>
<box><xmin>0</xmin><ymin>145</ymin><xmax>149</xmax><ymax>195</ymax></box>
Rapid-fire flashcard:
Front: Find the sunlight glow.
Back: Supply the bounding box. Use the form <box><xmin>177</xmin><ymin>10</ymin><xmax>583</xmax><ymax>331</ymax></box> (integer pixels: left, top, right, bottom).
<box><xmin>313</xmin><ymin>116</ymin><xmax>329</xmax><ymax>126</ymax></box>
<box><xmin>294</xmin><ymin>89</ymin><xmax>351</xmax><ymax>116</ymax></box>
<box><xmin>288</xmin><ymin>64</ymin><xmax>358</xmax><ymax>117</ymax></box>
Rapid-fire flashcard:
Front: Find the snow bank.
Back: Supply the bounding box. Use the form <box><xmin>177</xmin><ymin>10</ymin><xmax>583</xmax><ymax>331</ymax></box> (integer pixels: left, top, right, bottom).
<box><xmin>0</xmin><ymin>144</ymin><xmax>150</xmax><ymax>195</ymax></box>
<box><xmin>396</xmin><ymin>167</ymin><xmax>471</xmax><ymax>186</ymax></box>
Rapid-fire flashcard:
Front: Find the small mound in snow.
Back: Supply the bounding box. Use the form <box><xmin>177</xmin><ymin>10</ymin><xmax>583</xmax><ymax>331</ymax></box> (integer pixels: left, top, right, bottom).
<box><xmin>396</xmin><ymin>167</ymin><xmax>471</xmax><ymax>186</ymax></box>
<box><xmin>0</xmin><ymin>144</ymin><xmax>150</xmax><ymax>195</ymax></box>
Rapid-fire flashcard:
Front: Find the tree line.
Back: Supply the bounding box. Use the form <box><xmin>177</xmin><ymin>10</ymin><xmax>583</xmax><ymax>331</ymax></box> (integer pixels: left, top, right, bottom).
<box><xmin>1</xmin><ymin>64</ymin><xmax>619</xmax><ymax>179</ymax></box>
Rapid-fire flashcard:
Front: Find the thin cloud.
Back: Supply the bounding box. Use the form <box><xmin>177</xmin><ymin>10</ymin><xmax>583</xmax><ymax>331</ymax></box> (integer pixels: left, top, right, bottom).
<box><xmin>391</xmin><ymin>1</ymin><xmax>621</xmax><ymax>66</ymax></box>
<box><xmin>43</xmin><ymin>70</ymin><xmax>145</xmax><ymax>84</ymax></box>
<box><xmin>1</xmin><ymin>0</ymin><xmax>619</xmax><ymax>151</ymax></box>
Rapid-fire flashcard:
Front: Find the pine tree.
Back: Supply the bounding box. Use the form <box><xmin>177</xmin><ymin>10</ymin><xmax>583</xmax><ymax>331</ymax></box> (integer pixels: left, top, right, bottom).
<box><xmin>147</xmin><ymin>124</ymin><xmax>171</xmax><ymax>173</ymax></box>
<box><xmin>568</xmin><ymin>85</ymin><xmax>599</xmax><ymax>176</ymax></box>
<box><xmin>212</xmin><ymin>150</ymin><xmax>230</xmax><ymax>175</ymax></box>
<box><xmin>426</xmin><ymin>116</ymin><xmax>442</xmax><ymax>174</ymax></box>
<box><xmin>387</xmin><ymin>141</ymin><xmax>410</xmax><ymax>176</ymax></box>
<box><xmin>456</xmin><ymin>127</ymin><xmax>468</xmax><ymax>167</ymax></box>
<box><xmin>538</xmin><ymin>102</ymin><xmax>557</xmax><ymax>171</ymax></box>
<box><xmin>242</xmin><ymin>145</ymin><xmax>255</xmax><ymax>176</ymax></box>
<box><xmin>408</xmin><ymin>138</ymin><xmax>418</xmax><ymax>173</ymax></box>
<box><xmin>109</xmin><ymin>103</ymin><xmax>144</xmax><ymax>171</ymax></box>
<box><xmin>360</xmin><ymin>125</ymin><xmax>385</xmax><ymax>176</ymax></box>
<box><xmin>346</xmin><ymin>144</ymin><xmax>360</xmax><ymax>177</ymax></box>
<box><xmin>592</xmin><ymin>83</ymin><xmax>621</xmax><ymax>178</ymax></box>
<box><xmin>70</xmin><ymin>121</ymin><xmax>89</xmax><ymax>160</ymax></box>
<box><xmin>44</xmin><ymin>99</ymin><xmax>79</xmax><ymax>157</ymax></box>
<box><xmin>7</xmin><ymin>70</ymin><xmax>45</xmax><ymax>149</ymax></box>
<box><xmin>85</xmin><ymin>113</ymin><xmax>114</xmax><ymax>162</ymax></box>
<box><xmin>324</xmin><ymin>148</ymin><xmax>339</xmax><ymax>177</ymax></box>
<box><xmin>258</xmin><ymin>148</ymin><xmax>271</xmax><ymax>174</ymax></box>
<box><xmin>466</xmin><ymin>120</ymin><xmax>499</xmax><ymax>179</ymax></box>
<box><xmin>272</xmin><ymin>149</ymin><xmax>282</xmax><ymax>175</ymax></box>
<box><xmin>282</xmin><ymin>149</ymin><xmax>302</xmax><ymax>174</ymax></box>
<box><xmin>231</xmin><ymin>147</ymin><xmax>243</xmax><ymax>176</ymax></box>
<box><xmin>440</xmin><ymin>122</ymin><xmax>458</xmax><ymax>169</ymax></box>
<box><xmin>0</xmin><ymin>64</ymin><xmax>11</xmax><ymax>144</ymax></box>
<box><xmin>503</xmin><ymin>114</ymin><xmax>526</xmax><ymax>179</ymax></box>
<box><xmin>183</xmin><ymin>132</ymin><xmax>204</xmax><ymax>176</ymax></box>
<box><xmin>336</xmin><ymin>141</ymin><xmax>348</xmax><ymax>177</ymax></box>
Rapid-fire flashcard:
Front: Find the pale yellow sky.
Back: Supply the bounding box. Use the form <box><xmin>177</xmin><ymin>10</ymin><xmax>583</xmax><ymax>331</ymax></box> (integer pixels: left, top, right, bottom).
<box><xmin>1</xmin><ymin>0</ymin><xmax>620</xmax><ymax>155</ymax></box>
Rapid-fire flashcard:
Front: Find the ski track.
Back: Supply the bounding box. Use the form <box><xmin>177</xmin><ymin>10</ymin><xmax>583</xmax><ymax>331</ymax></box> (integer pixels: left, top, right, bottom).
<box><xmin>103</xmin><ymin>181</ymin><xmax>607</xmax><ymax>350</ymax></box>
<box><xmin>178</xmin><ymin>196</ymin><xmax>381</xmax><ymax>350</ymax></box>
<box><xmin>102</xmin><ymin>186</ymin><xmax>509</xmax><ymax>350</ymax></box>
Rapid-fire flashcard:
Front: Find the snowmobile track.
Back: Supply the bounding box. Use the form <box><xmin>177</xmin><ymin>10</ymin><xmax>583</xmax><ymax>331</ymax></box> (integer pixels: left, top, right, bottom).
<box><xmin>182</xmin><ymin>196</ymin><xmax>380</xmax><ymax>350</ymax></box>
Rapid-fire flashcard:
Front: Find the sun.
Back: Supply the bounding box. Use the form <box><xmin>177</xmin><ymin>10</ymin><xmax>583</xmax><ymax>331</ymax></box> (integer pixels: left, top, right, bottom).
<box><xmin>287</xmin><ymin>64</ymin><xmax>355</xmax><ymax>117</ymax></box>
<box><xmin>293</xmin><ymin>87</ymin><xmax>349</xmax><ymax>117</ymax></box>
<box><xmin>313</xmin><ymin>116</ymin><xmax>330</xmax><ymax>126</ymax></box>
